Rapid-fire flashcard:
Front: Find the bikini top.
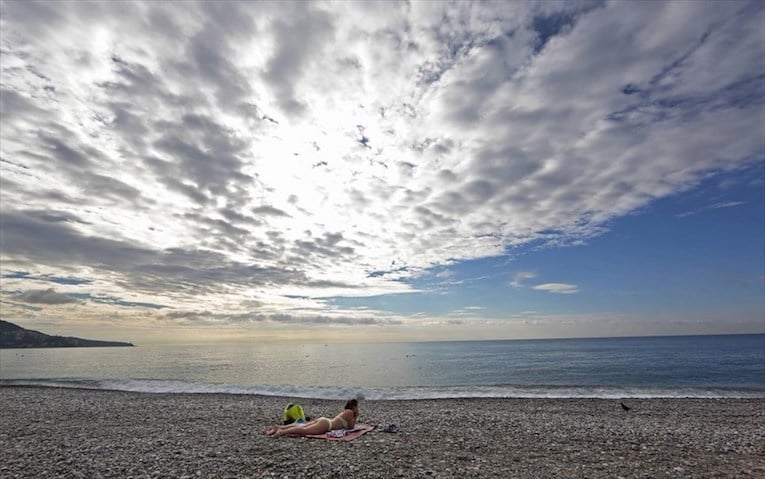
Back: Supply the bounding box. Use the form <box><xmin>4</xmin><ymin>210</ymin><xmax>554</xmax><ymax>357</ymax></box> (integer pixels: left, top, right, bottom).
<box><xmin>334</xmin><ymin>411</ymin><xmax>353</xmax><ymax>429</ymax></box>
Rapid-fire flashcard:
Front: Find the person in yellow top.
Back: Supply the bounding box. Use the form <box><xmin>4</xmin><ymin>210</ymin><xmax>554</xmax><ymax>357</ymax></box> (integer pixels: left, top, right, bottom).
<box><xmin>265</xmin><ymin>399</ymin><xmax>359</xmax><ymax>437</ymax></box>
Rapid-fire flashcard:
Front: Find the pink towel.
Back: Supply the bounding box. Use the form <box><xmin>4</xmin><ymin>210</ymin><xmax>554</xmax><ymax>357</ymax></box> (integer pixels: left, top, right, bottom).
<box><xmin>305</xmin><ymin>423</ymin><xmax>375</xmax><ymax>442</ymax></box>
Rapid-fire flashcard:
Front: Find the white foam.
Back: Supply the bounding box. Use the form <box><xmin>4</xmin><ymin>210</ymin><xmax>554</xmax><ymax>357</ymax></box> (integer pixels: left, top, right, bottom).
<box><xmin>2</xmin><ymin>378</ymin><xmax>763</xmax><ymax>399</ymax></box>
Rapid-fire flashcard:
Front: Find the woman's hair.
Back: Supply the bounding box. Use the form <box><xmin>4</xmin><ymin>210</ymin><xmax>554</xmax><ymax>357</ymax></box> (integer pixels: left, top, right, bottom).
<box><xmin>344</xmin><ymin>399</ymin><xmax>358</xmax><ymax>410</ymax></box>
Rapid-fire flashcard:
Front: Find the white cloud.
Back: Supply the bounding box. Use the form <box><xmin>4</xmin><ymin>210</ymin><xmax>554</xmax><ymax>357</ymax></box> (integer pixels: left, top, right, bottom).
<box><xmin>510</xmin><ymin>271</ymin><xmax>537</xmax><ymax>288</ymax></box>
<box><xmin>0</xmin><ymin>1</ymin><xmax>762</xmax><ymax>330</ymax></box>
<box><xmin>676</xmin><ymin>200</ymin><xmax>746</xmax><ymax>218</ymax></box>
<box><xmin>532</xmin><ymin>283</ymin><xmax>580</xmax><ymax>295</ymax></box>
<box><xmin>435</xmin><ymin>269</ymin><xmax>455</xmax><ymax>280</ymax></box>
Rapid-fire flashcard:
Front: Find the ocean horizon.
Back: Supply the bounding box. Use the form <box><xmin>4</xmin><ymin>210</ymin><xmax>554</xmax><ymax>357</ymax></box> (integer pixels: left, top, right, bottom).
<box><xmin>1</xmin><ymin>334</ymin><xmax>763</xmax><ymax>400</ymax></box>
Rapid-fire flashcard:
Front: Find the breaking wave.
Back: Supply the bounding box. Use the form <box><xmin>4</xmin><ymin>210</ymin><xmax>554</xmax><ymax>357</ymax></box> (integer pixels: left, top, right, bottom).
<box><xmin>2</xmin><ymin>378</ymin><xmax>763</xmax><ymax>400</ymax></box>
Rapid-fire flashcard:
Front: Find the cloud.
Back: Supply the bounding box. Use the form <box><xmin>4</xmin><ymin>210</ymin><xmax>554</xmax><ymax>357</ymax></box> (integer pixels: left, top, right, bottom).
<box><xmin>435</xmin><ymin>269</ymin><xmax>456</xmax><ymax>280</ymax></box>
<box><xmin>15</xmin><ymin>288</ymin><xmax>80</xmax><ymax>305</ymax></box>
<box><xmin>69</xmin><ymin>293</ymin><xmax>169</xmax><ymax>310</ymax></box>
<box><xmin>0</xmin><ymin>208</ymin><xmax>393</xmax><ymax>307</ymax></box>
<box><xmin>510</xmin><ymin>271</ymin><xmax>537</xmax><ymax>288</ymax></box>
<box><xmin>0</xmin><ymin>1</ymin><xmax>762</xmax><ymax>327</ymax></box>
<box><xmin>676</xmin><ymin>201</ymin><xmax>746</xmax><ymax>218</ymax></box>
<box><xmin>532</xmin><ymin>283</ymin><xmax>580</xmax><ymax>295</ymax></box>
<box><xmin>448</xmin><ymin>306</ymin><xmax>488</xmax><ymax>317</ymax></box>
<box><xmin>252</xmin><ymin>206</ymin><xmax>291</xmax><ymax>218</ymax></box>
<box><xmin>263</xmin><ymin>4</ymin><xmax>335</xmax><ymax>116</ymax></box>
<box><xmin>161</xmin><ymin>310</ymin><xmax>399</xmax><ymax>327</ymax></box>
<box><xmin>1</xmin><ymin>271</ymin><xmax>93</xmax><ymax>285</ymax></box>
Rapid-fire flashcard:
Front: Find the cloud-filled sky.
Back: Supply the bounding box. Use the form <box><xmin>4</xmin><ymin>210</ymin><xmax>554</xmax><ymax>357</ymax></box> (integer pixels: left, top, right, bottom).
<box><xmin>1</xmin><ymin>0</ymin><xmax>763</xmax><ymax>343</ymax></box>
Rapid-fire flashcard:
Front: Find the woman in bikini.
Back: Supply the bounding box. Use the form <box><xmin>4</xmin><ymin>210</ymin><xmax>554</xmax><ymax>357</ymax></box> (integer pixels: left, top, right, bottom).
<box><xmin>265</xmin><ymin>399</ymin><xmax>359</xmax><ymax>437</ymax></box>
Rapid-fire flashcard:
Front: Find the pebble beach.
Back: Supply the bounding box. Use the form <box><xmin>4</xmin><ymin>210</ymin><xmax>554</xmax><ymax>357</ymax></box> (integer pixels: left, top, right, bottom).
<box><xmin>1</xmin><ymin>386</ymin><xmax>763</xmax><ymax>478</ymax></box>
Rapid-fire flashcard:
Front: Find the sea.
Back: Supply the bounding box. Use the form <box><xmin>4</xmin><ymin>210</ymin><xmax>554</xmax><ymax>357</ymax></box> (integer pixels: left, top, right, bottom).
<box><xmin>1</xmin><ymin>334</ymin><xmax>763</xmax><ymax>400</ymax></box>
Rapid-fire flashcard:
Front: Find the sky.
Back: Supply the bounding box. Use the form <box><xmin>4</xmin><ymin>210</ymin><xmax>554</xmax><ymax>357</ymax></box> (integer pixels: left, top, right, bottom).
<box><xmin>0</xmin><ymin>0</ymin><xmax>763</xmax><ymax>344</ymax></box>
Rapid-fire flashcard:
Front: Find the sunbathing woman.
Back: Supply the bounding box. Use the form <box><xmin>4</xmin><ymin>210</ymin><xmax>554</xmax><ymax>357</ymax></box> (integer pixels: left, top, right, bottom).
<box><xmin>265</xmin><ymin>399</ymin><xmax>359</xmax><ymax>437</ymax></box>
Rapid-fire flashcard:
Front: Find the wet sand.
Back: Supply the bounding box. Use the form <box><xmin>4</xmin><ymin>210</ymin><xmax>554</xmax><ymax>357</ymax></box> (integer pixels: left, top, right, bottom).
<box><xmin>1</xmin><ymin>387</ymin><xmax>763</xmax><ymax>478</ymax></box>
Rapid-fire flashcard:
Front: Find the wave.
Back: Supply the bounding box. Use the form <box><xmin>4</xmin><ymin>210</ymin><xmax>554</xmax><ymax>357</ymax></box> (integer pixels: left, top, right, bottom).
<box><xmin>2</xmin><ymin>378</ymin><xmax>763</xmax><ymax>400</ymax></box>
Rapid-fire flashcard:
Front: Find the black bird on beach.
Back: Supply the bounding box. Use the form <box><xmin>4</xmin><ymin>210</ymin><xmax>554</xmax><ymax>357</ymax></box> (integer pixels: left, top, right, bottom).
<box><xmin>620</xmin><ymin>402</ymin><xmax>631</xmax><ymax>412</ymax></box>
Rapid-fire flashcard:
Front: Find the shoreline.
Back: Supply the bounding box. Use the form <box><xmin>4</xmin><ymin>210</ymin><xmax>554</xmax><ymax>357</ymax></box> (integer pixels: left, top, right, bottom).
<box><xmin>2</xmin><ymin>379</ymin><xmax>763</xmax><ymax>400</ymax></box>
<box><xmin>2</xmin><ymin>387</ymin><xmax>764</xmax><ymax>478</ymax></box>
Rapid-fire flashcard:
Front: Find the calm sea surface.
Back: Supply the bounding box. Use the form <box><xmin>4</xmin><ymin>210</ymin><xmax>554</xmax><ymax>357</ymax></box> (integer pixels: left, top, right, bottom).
<box><xmin>1</xmin><ymin>335</ymin><xmax>763</xmax><ymax>399</ymax></box>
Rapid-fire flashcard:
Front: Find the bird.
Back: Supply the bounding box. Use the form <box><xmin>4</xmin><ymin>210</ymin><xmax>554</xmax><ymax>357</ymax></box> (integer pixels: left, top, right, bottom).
<box><xmin>620</xmin><ymin>402</ymin><xmax>631</xmax><ymax>412</ymax></box>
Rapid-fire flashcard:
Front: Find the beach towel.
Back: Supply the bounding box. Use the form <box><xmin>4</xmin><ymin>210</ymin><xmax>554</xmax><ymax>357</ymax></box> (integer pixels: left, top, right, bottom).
<box><xmin>305</xmin><ymin>423</ymin><xmax>374</xmax><ymax>442</ymax></box>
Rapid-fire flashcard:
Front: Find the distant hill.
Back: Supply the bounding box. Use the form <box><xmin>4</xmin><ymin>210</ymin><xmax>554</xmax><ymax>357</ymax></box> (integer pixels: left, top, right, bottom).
<box><xmin>0</xmin><ymin>320</ymin><xmax>134</xmax><ymax>348</ymax></box>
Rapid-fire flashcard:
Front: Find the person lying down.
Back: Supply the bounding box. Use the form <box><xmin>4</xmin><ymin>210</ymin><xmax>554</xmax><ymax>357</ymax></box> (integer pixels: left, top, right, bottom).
<box><xmin>265</xmin><ymin>399</ymin><xmax>359</xmax><ymax>438</ymax></box>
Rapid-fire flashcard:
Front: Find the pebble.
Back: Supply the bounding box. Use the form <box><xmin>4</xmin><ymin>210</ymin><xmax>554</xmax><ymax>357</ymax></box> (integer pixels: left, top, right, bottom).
<box><xmin>1</xmin><ymin>387</ymin><xmax>763</xmax><ymax>478</ymax></box>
